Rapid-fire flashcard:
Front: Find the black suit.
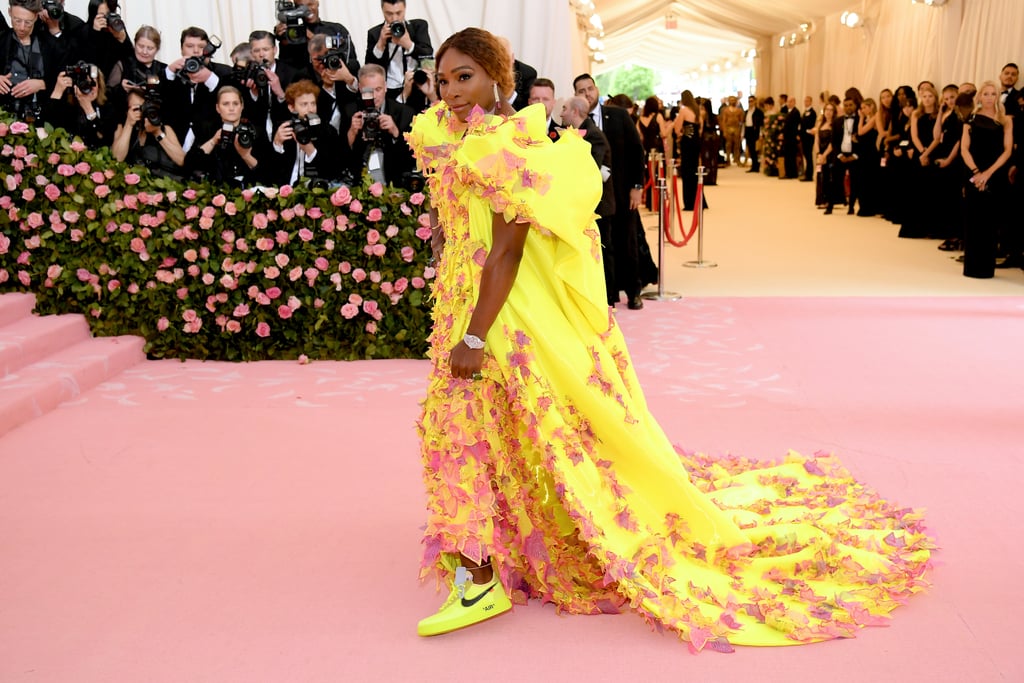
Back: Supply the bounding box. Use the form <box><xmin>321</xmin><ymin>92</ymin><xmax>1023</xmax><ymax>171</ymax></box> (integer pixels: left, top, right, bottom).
<box><xmin>744</xmin><ymin>106</ymin><xmax>765</xmax><ymax>171</ymax></box>
<box><xmin>365</xmin><ymin>19</ymin><xmax>432</xmax><ymax>98</ymax></box>
<box><xmin>800</xmin><ymin>107</ymin><xmax>817</xmax><ymax>180</ymax></box>
<box><xmin>267</xmin><ymin>124</ymin><xmax>344</xmax><ymax>186</ymax></box>
<box><xmin>594</xmin><ymin>103</ymin><xmax>647</xmax><ymax>303</ymax></box>
<box><xmin>510</xmin><ymin>59</ymin><xmax>537</xmax><ymax>111</ymax></box>
<box><xmin>0</xmin><ymin>29</ymin><xmax>68</xmax><ymax>124</ymax></box>
<box><xmin>160</xmin><ymin>62</ymin><xmax>234</xmax><ymax>150</ymax></box>
<box><xmin>782</xmin><ymin>107</ymin><xmax>802</xmax><ymax>178</ymax></box>
<box><xmin>244</xmin><ymin>60</ymin><xmax>301</xmax><ymax>139</ymax></box>
<box><xmin>279</xmin><ymin>20</ymin><xmax>359</xmax><ymax>75</ymax></box>
<box><xmin>578</xmin><ymin>117</ymin><xmax>615</xmax><ymax>219</ymax></box>
<box><xmin>830</xmin><ymin>115</ymin><xmax>859</xmax><ymax>209</ymax></box>
<box><xmin>340</xmin><ymin>98</ymin><xmax>415</xmax><ymax>186</ymax></box>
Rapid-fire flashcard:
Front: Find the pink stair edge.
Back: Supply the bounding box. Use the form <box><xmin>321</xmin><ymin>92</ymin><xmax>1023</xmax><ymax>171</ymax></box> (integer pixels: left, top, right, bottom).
<box><xmin>0</xmin><ymin>313</ymin><xmax>93</xmax><ymax>377</ymax></box>
<box><xmin>0</xmin><ymin>292</ymin><xmax>37</xmax><ymax>328</ymax></box>
<box><xmin>0</xmin><ymin>335</ymin><xmax>147</xmax><ymax>439</ymax></box>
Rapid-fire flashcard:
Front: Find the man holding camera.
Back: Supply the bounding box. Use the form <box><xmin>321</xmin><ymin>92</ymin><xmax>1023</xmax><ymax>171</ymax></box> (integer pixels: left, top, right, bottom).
<box><xmin>244</xmin><ymin>30</ymin><xmax>299</xmax><ymax>139</ymax></box>
<box><xmin>268</xmin><ymin>79</ymin><xmax>342</xmax><ymax>187</ymax></box>
<box><xmin>1</xmin><ymin>0</ymin><xmax>66</xmax><ymax>125</ymax></box>
<box><xmin>276</xmin><ymin>0</ymin><xmax>359</xmax><ymax>78</ymax></box>
<box><xmin>341</xmin><ymin>63</ymin><xmax>414</xmax><ymax>187</ymax></box>
<box><xmin>162</xmin><ymin>26</ymin><xmax>232</xmax><ymax>152</ymax></box>
<box><xmin>365</xmin><ymin>0</ymin><xmax>432</xmax><ymax>101</ymax></box>
<box><xmin>306</xmin><ymin>33</ymin><xmax>358</xmax><ymax>132</ymax></box>
<box><xmin>35</xmin><ymin>1</ymin><xmax>85</xmax><ymax>63</ymax></box>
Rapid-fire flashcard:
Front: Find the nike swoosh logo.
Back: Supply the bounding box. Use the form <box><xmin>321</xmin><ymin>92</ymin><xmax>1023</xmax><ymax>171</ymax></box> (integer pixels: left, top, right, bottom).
<box><xmin>461</xmin><ymin>583</ymin><xmax>496</xmax><ymax>608</ymax></box>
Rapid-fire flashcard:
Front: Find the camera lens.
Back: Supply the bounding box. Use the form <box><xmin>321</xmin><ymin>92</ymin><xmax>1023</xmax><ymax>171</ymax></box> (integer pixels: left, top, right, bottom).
<box><xmin>390</xmin><ymin>21</ymin><xmax>406</xmax><ymax>39</ymax></box>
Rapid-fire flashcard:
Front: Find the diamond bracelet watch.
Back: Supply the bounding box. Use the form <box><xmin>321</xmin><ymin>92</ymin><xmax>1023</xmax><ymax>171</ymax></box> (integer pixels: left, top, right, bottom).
<box><xmin>463</xmin><ymin>334</ymin><xmax>485</xmax><ymax>349</ymax></box>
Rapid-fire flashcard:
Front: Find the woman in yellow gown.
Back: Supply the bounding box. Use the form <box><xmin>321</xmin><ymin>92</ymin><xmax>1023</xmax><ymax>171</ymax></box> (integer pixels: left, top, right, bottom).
<box><xmin>409</xmin><ymin>28</ymin><xmax>932</xmax><ymax>650</ymax></box>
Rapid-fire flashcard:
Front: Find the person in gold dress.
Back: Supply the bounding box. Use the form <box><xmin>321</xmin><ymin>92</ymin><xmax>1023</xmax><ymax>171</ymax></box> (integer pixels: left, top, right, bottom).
<box><xmin>408</xmin><ymin>28</ymin><xmax>933</xmax><ymax>649</ymax></box>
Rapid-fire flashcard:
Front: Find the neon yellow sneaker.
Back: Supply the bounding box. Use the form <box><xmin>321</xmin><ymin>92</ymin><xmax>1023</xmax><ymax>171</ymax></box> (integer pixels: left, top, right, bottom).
<box><xmin>417</xmin><ymin>566</ymin><xmax>512</xmax><ymax>636</ymax></box>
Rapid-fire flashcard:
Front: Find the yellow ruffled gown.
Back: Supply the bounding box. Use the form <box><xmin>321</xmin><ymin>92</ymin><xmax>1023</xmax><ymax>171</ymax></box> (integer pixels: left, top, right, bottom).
<box><xmin>407</xmin><ymin>102</ymin><xmax>932</xmax><ymax>651</ymax></box>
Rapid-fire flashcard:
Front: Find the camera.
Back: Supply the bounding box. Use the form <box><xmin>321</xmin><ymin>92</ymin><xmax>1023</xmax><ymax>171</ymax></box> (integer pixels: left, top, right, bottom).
<box><xmin>42</xmin><ymin>0</ymin><xmax>63</xmax><ymax>20</ymax></box>
<box><xmin>412</xmin><ymin>69</ymin><xmax>429</xmax><ymax>86</ymax></box>
<box><xmin>64</xmin><ymin>61</ymin><xmax>98</xmax><ymax>95</ymax></box>
<box><xmin>320</xmin><ymin>35</ymin><xmax>348</xmax><ymax>71</ymax></box>
<box><xmin>220</xmin><ymin>120</ymin><xmax>258</xmax><ymax>151</ymax></box>
<box><xmin>234</xmin><ymin>59</ymin><xmax>270</xmax><ymax>89</ymax></box>
<box><xmin>138</xmin><ymin>78</ymin><xmax>163</xmax><ymax>127</ymax></box>
<box><xmin>276</xmin><ymin>1</ymin><xmax>311</xmax><ymax>44</ymax></box>
<box><xmin>15</xmin><ymin>98</ymin><xmax>44</xmax><ymax>125</ymax></box>
<box><xmin>177</xmin><ymin>36</ymin><xmax>222</xmax><ymax>84</ymax></box>
<box><xmin>360</xmin><ymin>89</ymin><xmax>381</xmax><ymax>144</ymax></box>
<box><xmin>389</xmin><ymin>21</ymin><xmax>406</xmax><ymax>39</ymax></box>
<box><xmin>105</xmin><ymin>12</ymin><xmax>126</xmax><ymax>33</ymax></box>
<box><xmin>291</xmin><ymin>113</ymin><xmax>321</xmax><ymax>146</ymax></box>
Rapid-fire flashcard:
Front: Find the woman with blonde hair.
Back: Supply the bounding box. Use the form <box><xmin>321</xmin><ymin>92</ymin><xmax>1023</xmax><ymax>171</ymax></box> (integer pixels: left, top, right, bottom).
<box><xmin>408</xmin><ymin>27</ymin><xmax>931</xmax><ymax>645</ymax></box>
<box><xmin>899</xmin><ymin>83</ymin><xmax>941</xmax><ymax>237</ymax></box>
<box><xmin>960</xmin><ymin>80</ymin><xmax>1014</xmax><ymax>277</ymax></box>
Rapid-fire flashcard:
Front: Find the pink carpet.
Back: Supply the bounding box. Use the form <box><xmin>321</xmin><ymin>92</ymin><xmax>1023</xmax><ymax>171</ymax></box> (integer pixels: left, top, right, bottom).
<box><xmin>1</xmin><ymin>297</ymin><xmax>1021</xmax><ymax>682</ymax></box>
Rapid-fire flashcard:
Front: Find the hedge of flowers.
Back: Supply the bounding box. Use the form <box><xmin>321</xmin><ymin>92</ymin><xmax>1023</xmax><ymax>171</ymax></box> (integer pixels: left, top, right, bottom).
<box><xmin>0</xmin><ymin>113</ymin><xmax>436</xmax><ymax>361</ymax></box>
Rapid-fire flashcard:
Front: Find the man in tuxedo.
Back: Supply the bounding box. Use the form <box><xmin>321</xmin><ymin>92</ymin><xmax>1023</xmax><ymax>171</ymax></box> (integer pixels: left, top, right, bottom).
<box><xmin>306</xmin><ymin>33</ymin><xmax>359</xmax><ymax>132</ymax></box>
<box><xmin>35</xmin><ymin>0</ymin><xmax>84</xmax><ymax>63</ymax></box>
<box><xmin>276</xmin><ymin>0</ymin><xmax>359</xmax><ymax>77</ymax></box>
<box><xmin>829</xmin><ymin>97</ymin><xmax>859</xmax><ymax>215</ymax></box>
<box><xmin>497</xmin><ymin>36</ymin><xmax>536</xmax><ymax>111</ymax></box>
<box><xmin>574</xmin><ymin>73</ymin><xmax>647</xmax><ymax>309</ymax></box>
<box><xmin>162</xmin><ymin>26</ymin><xmax>233</xmax><ymax>152</ymax></box>
<box><xmin>561</xmin><ymin>95</ymin><xmax>615</xmax><ymax>223</ymax></box>
<box><xmin>527</xmin><ymin>77</ymin><xmax>558</xmax><ymax>141</ymax></box>
<box><xmin>245</xmin><ymin>30</ymin><xmax>300</xmax><ymax>141</ymax></box>
<box><xmin>999</xmin><ymin>63</ymin><xmax>1019</xmax><ymax>115</ymax></box>
<box><xmin>268</xmin><ymin>79</ymin><xmax>343</xmax><ymax>187</ymax></box>
<box><xmin>799</xmin><ymin>95</ymin><xmax>817</xmax><ymax>181</ymax></box>
<box><xmin>743</xmin><ymin>95</ymin><xmax>764</xmax><ymax>173</ymax></box>
<box><xmin>782</xmin><ymin>95</ymin><xmax>802</xmax><ymax>179</ymax></box>
<box><xmin>365</xmin><ymin>0</ymin><xmax>432</xmax><ymax>101</ymax></box>
<box><xmin>341</xmin><ymin>64</ymin><xmax>415</xmax><ymax>187</ymax></box>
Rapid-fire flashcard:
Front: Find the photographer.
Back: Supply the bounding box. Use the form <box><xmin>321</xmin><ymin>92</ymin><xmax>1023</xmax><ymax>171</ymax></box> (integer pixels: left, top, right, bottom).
<box><xmin>185</xmin><ymin>85</ymin><xmax>269</xmax><ymax>188</ymax></box>
<box><xmin>1</xmin><ymin>0</ymin><xmax>65</xmax><ymax>126</ymax></box>
<box><xmin>268</xmin><ymin>79</ymin><xmax>343</xmax><ymax>187</ymax></box>
<box><xmin>105</xmin><ymin>25</ymin><xmax>166</xmax><ymax>121</ymax></box>
<box><xmin>399</xmin><ymin>60</ymin><xmax>437</xmax><ymax>113</ymax></box>
<box><xmin>275</xmin><ymin>0</ymin><xmax>358</xmax><ymax>77</ymax></box>
<box><xmin>35</xmin><ymin>0</ymin><xmax>85</xmax><ymax>64</ymax></box>
<box><xmin>306</xmin><ymin>33</ymin><xmax>358</xmax><ymax>131</ymax></box>
<box><xmin>341</xmin><ymin>63</ymin><xmax>414</xmax><ymax>187</ymax></box>
<box><xmin>46</xmin><ymin>61</ymin><xmax>116</xmax><ymax>147</ymax></box>
<box><xmin>76</xmin><ymin>0</ymin><xmax>131</xmax><ymax>77</ymax></box>
<box><xmin>111</xmin><ymin>87</ymin><xmax>186</xmax><ymax>180</ymax></box>
<box><xmin>365</xmin><ymin>0</ymin><xmax>432</xmax><ymax>101</ymax></box>
<box><xmin>244</xmin><ymin>30</ymin><xmax>299</xmax><ymax>140</ymax></box>
<box><xmin>162</xmin><ymin>26</ymin><xmax>231</xmax><ymax>152</ymax></box>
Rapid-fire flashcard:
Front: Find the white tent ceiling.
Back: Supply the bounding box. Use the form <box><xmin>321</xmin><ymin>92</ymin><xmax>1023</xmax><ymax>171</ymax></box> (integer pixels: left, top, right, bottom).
<box><xmin>591</xmin><ymin>0</ymin><xmax>858</xmax><ymax>75</ymax></box>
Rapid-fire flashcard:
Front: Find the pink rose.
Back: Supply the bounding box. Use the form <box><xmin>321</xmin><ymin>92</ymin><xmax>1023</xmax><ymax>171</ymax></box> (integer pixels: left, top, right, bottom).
<box><xmin>125</xmin><ymin>173</ymin><xmax>141</xmax><ymax>185</ymax></box>
<box><xmin>367</xmin><ymin>229</ymin><xmax>381</xmax><ymax>245</ymax></box>
<box><xmin>253</xmin><ymin>213</ymin><xmax>269</xmax><ymax>229</ymax></box>
<box><xmin>182</xmin><ymin>309</ymin><xmax>198</xmax><ymax>323</ymax></box>
<box><xmin>266</xmin><ymin>287</ymin><xmax>282</xmax><ymax>300</ymax></box>
<box><xmin>22</xmin><ymin>187</ymin><xmax>36</xmax><ymax>201</ymax></box>
<box><xmin>409</xmin><ymin>192</ymin><xmax>425</xmax><ymax>206</ymax></box>
<box><xmin>371</xmin><ymin>244</ymin><xmax>386</xmax><ymax>256</ymax></box>
<box><xmin>297</xmin><ymin>354</ymin><xmax>309</xmax><ymax>365</ymax></box>
<box><xmin>349</xmin><ymin>199</ymin><xmax>363</xmax><ymax>214</ymax></box>
<box><xmin>94</xmin><ymin>184</ymin><xmax>110</xmax><ymax>198</ymax></box>
<box><xmin>0</xmin><ymin>234</ymin><xmax>9</xmax><ymax>255</ymax></box>
<box><xmin>278</xmin><ymin>305</ymin><xmax>293</xmax><ymax>319</ymax></box>
<box><xmin>369</xmin><ymin>271</ymin><xmax>381</xmax><ymax>284</ymax></box>
<box><xmin>74</xmin><ymin>162</ymin><xmax>90</xmax><ymax>175</ymax></box>
<box><xmin>212</xmin><ymin>194</ymin><xmax>227</xmax><ymax>207</ymax></box>
<box><xmin>289</xmin><ymin>266</ymin><xmax>302</xmax><ymax>281</ymax></box>
<box><xmin>365</xmin><ymin>321</ymin><xmax>377</xmax><ymax>334</ymax></box>
<box><xmin>348</xmin><ymin>293</ymin><xmax>363</xmax><ymax>305</ymax></box>
<box><xmin>157</xmin><ymin>317</ymin><xmax>170</xmax><ymax>331</ymax></box>
<box><xmin>352</xmin><ymin>268</ymin><xmax>366</xmax><ymax>282</ymax></box>
<box><xmin>330</xmin><ymin>185</ymin><xmax>351</xmax><ymax>206</ymax></box>
<box><xmin>226</xmin><ymin>320</ymin><xmax>241</xmax><ymax>333</ymax></box>
<box><xmin>18</xmin><ymin>270</ymin><xmax>30</xmax><ymax>286</ymax></box>
<box><xmin>380</xmin><ymin>282</ymin><xmax>394</xmax><ymax>295</ymax></box>
<box><xmin>281</xmin><ymin>208</ymin><xmax>295</xmax><ymax>221</ymax></box>
<box><xmin>288</xmin><ymin>296</ymin><xmax>301</xmax><ymax>310</ymax></box>
<box><xmin>275</xmin><ymin>253</ymin><xmax>290</xmax><ymax>268</ymax></box>
<box><xmin>401</xmin><ymin>246</ymin><xmax>415</xmax><ymax>262</ymax></box>
<box><xmin>256</xmin><ymin>237</ymin><xmax>275</xmax><ymax>251</ymax></box>
<box><xmin>70</xmin><ymin>141</ymin><xmax>87</xmax><ymax>152</ymax></box>
<box><xmin>369</xmin><ymin>182</ymin><xmax>384</xmax><ymax>197</ymax></box>
<box><xmin>363</xmin><ymin>300</ymin><xmax>382</xmax><ymax>320</ymax></box>
<box><xmin>44</xmin><ymin>184</ymin><xmax>60</xmax><ymax>201</ymax></box>
<box><xmin>177</xmin><ymin>287</ymin><xmax>189</xmax><ymax>300</ymax></box>
<box><xmin>394</xmin><ymin>277</ymin><xmax>409</xmax><ymax>293</ymax></box>
<box><xmin>225</xmin><ymin>202</ymin><xmax>237</xmax><ymax>216</ymax></box>
<box><xmin>275</xmin><ymin>230</ymin><xmax>290</xmax><ymax>245</ymax></box>
<box><xmin>321</xmin><ymin>217</ymin><xmax>335</xmax><ymax>232</ymax></box>
<box><xmin>340</xmin><ymin>303</ymin><xmax>359</xmax><ymax>319</ymax></box>
<box><xmin>307</xmin><ymin>207</ymin><xmax>323</xmax><ymax>219</ymax></box>
<box><xmin>314</xmin><ymin>257</ymin><xmax>329</xmax><ymax>271</ymax></box>
<box><xmin>183</xmin><ymin>188</ymin><xmax>197</xmax><ymax>200</ymax></box>
<box><xmin>412</xmin><ymin>277</ymin><xmax>426</xmax><ymax>289</ymax></box>
<box><xmin>10</xmin><ymin>122</ymin><xmax>29</xmax><ymax>134</ymax></box>
<box><xmin>199</xmin><ymin>216</ymin><xmax>214</xmax><ymax>230</ymax></box>
<box><xmin>202</xmin><ymin>273</ymin><xmax>215</xmax><ymax>285</ymax></box>
<box><xmin>185</xmin><ymin>205</ymin><xmax>200</xmax><ymax>220</ymax></box>
<box><xmin>325</xmin><ymin>239</ymin><xmax>335</xmax><ymax>250</ymax></box>
<box><xmin>415</xmin><ymin>226</ymin><xmax>432</xmax><ymax>241</ymax></box>
<box><xmin>47</xmin><ymin>264</ymin><xmax>63</xmax><ymax>279</ymax></box>
<box><xmin>279</xmin><ymin>184</ymin><xmax>294</xmax><ymax>198</ymax></box>
<box><xmin>298</xmin><ymin>228</ymin><xmax>314</xmax><ymax>242</ymax></box>
<box><xmin>264</xmin><ymin>266</ymin><xmax>280</xmax><ymax>279</ymax></box>
<box><xmin>339</xmin><ymin>261</ymin><xmax>351</xmax><ymax>274</ymax></box>
<box><xmin>91</xmin><ymin>171</ymin><xmax>105</xmax><ymax>183</ymax></box>
<box><xmin>385</xmin><ymin>225</ymin><xmax>399</xmax><ymax>238</ymax></box>
<box><xmin>367</xmin><ymin>207</ymin><xmax>383</xmax><ymax>222</ymax></box>
<box><xmin>127</xmin><ymin>283</ymin><xmax>140</xmax><ymax>294</ymax></box>
<box><xmin>256</xmin><ymin>322</ymin><xmax>271</xmax><ymax>338</ymax></box>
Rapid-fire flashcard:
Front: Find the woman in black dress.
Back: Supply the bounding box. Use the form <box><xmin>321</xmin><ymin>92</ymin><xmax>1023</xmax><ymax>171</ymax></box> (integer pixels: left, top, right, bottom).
<box><xmin>813</xmin><ymin>102</ymin><xmax>838</xmax><ymax>211</ymax></box>
<box><xmin>637</xmin><ymin>96</ymin><xmax>668</xmax><ymax>209</ymax></box>
<box><xmin>855</xmin><ymin>98</ymin><xmax>881</xmax><ymax>216</ymax></box>
<box><xmin>672</xmin><ymin>90</ymin><xmax>703</xmax><ymax>211</ymax></box>
<box><xmin>934</xmin><ymin>85</ymin><xmax>967</xmax><ymax>251</ymax></box>
<box><xmin>899</xmin><ymin>84</ymin><xmax>940</xmax><ymax>238</ymax></box>
<box><xmin>960</xmin><ymin>81</ymin><xmax>1014</xmax><ymax>278</ymax></box>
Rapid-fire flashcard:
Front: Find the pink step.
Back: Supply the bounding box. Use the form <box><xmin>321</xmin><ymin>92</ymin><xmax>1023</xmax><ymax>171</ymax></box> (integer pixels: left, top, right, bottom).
<box><xmin>0</xmin><ymin>313</ymin><xmax>92</xmax><ymax>377</ymax></box>
<box><xmin>0</xmin><ymin>335</ymin><xmax>146</xmax><ymax>438</ymax></box>
<box><xmin>0</xmin><ymin>293</ymin><xmax>37</xmax><ymax>328</ymax></box>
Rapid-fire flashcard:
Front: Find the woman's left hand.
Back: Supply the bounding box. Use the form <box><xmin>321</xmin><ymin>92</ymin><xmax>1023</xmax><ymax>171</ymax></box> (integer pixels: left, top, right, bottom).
<box><xmin>449</xmin><ymin>340</ymin><xmax>484</xmax><ymax>379</ymax></box>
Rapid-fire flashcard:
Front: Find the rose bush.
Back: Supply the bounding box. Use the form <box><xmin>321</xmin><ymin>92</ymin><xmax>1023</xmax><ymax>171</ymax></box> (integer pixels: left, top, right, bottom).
<box><xmin>0</xmin><ymin>114</ymin><xmax>434</xmax><ymax>361</ymax></box>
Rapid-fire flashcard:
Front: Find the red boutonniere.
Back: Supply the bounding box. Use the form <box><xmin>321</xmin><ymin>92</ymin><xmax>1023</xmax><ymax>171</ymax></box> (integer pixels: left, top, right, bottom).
<box><xmin>549</xmin><ymin>131</ymin><xmax>558</xmax><ymax>140</ymax></box>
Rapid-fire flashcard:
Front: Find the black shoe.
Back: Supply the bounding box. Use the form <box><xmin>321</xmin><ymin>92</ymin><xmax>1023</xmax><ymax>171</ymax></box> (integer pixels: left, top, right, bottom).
<box><xmin>994</xmin><ymin>257</ymin><xmax>1021</xmax><ymax>269</ymax></box>
<box><xmin>824</xmin><ymin>206</ymin><xmax>833</xmax><ymax>215</ymax></box>
<box><xmin>627</xmin><ymin>296</ymin><xmax>644</xmax><ymax>310</ymax></box>
<box><xmin>848</xmin><ymin>206</ymin><xmax>855</xmax><ymax>215</ymax></box>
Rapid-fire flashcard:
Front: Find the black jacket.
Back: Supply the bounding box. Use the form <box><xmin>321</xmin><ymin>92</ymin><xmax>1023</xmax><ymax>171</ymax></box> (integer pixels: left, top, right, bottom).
<box><xmin>597</xmin><ymin>103</ymin><xmax>646</xmax><ymax>209</ymax></box>
<box><xmin>340</xmin><ymin>97</ymin><xmax>415</xmax><ymax>186</ymax></box>
<box><xmin>364</xmin><ymin>19</ymin><xmax>432</xmax><ymax>76</ymax></box>
<box><xmin>511</xmin><ymin>59</ymin><xmax>537</xmax><ymax>111</ymax></box>
<box><xmin>267</xmin><ymin>123</ymin><xmax>345</xmax><ymax>186</ymax></box>
<box><xmin>578</xmin><ymin>116</ymin><xmax>616</xmax><ymax>218</ymax></box>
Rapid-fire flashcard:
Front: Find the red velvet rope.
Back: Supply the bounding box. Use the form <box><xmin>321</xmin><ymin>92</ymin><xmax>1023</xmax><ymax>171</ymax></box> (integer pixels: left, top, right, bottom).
<box><xmin>662</xmin><ymin>173</ymin><xmax>701</xmax><ymax>247</ymax></box>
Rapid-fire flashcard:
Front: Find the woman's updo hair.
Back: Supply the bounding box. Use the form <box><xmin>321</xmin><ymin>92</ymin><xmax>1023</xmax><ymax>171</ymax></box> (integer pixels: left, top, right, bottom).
<box><xmin>435</xmin><ymin>28</ymin><xmax>515</xmax><ymax>100</ymax></box>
